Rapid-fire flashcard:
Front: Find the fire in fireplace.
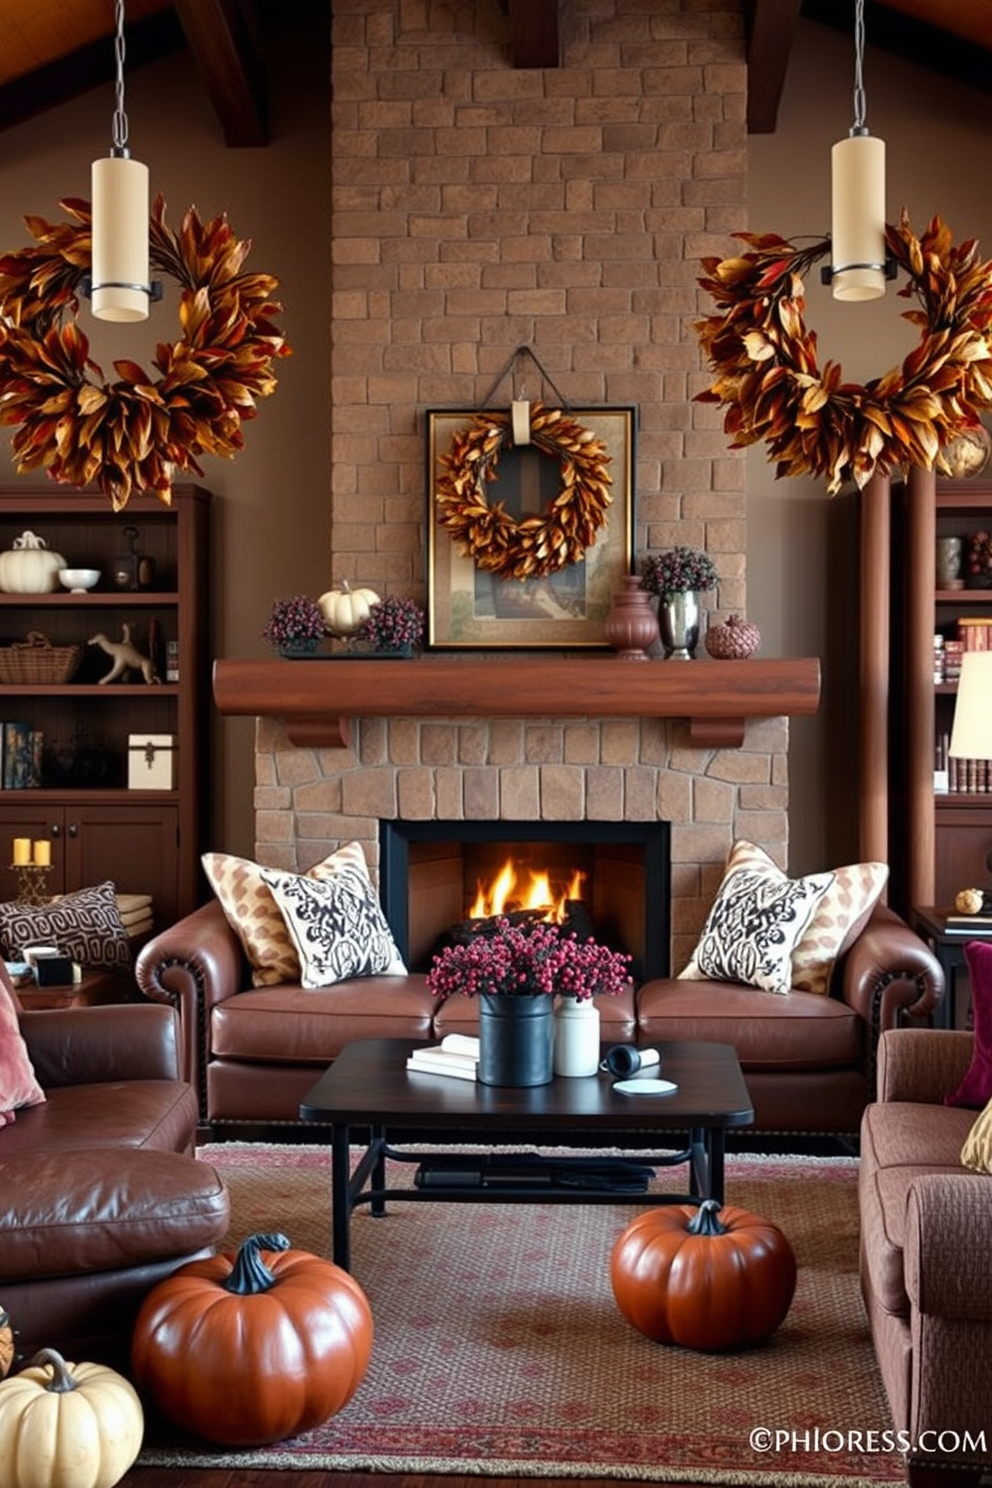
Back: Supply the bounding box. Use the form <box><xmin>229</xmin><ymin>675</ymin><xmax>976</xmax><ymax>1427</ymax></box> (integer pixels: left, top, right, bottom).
<box><xmin>379</xmin><ymin>820</ymin><xmax>670</xmax><ymax>983</ymax></box>
<box><xmin>467</xmin><ymin>858</ymin><xmax>586</xmax><ymax>923</ymax></box>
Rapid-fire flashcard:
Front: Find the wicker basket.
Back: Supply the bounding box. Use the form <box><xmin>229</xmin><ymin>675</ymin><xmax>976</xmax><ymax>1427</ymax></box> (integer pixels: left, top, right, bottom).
<box><xmin>0</xmin><ymin>630</ymin><xmax>82</xmax><ymax>685</ymax></box>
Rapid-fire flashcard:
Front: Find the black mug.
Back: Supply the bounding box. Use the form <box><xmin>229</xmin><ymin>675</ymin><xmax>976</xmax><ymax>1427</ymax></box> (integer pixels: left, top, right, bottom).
<box><xmin>601</xmin><ymin>1044</ymin><xmax>660</xmax><ymax>1077</ymax></box>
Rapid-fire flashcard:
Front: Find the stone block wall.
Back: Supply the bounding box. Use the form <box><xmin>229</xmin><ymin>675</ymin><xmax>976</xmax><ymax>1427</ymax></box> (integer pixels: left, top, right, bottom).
<box><xmin>252</xmin><ymin>0</ymin><xmax>793</xmax><ymax>967</ymax></box>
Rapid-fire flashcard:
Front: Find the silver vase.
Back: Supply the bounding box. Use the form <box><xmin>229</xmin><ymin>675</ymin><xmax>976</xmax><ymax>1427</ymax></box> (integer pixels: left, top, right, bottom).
<box><xmin>657</xmin><ymin>591</ymin><xmax>700</xmax><ymax>660</ymax></box>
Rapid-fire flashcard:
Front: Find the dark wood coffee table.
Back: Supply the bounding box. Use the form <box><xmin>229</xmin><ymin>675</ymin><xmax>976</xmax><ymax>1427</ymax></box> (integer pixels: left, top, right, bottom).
<box><xmin>300</xmin><ymin>1038</ymin><xmax>753</xmax><ymax>1270</ymax></box>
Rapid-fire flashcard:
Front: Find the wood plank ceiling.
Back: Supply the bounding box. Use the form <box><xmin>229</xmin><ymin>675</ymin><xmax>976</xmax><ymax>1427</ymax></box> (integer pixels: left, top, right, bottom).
<box><xmin>0</xmin><ymin>0</ymin><xmax>989</xmax><ymax>143</ymax></box>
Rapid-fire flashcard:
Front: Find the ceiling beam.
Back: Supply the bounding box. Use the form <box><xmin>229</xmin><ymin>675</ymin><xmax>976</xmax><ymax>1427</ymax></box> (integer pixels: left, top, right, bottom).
<box><xmin>744</xmin><ymin>0</ymin><xmax>802</xmax><ymax>134</ymax></box>
<box><xmin>801</xmin><ymin>0</ymin><xmax>992</xmax><ymax>100</ymax></box>
<box><xmin>0</xmin><ymin>10</ymin><xmax>186</xmax><ymax>136</ymax></box>
<box><xmin>505</xmin><ymin>0</ymin><xmax>560</xmax><ymax>69</ymax></box>
<box><xmin>171</xmin><ymin>0</ymin><xmax>268</xmax><ymax>147</ymax></box>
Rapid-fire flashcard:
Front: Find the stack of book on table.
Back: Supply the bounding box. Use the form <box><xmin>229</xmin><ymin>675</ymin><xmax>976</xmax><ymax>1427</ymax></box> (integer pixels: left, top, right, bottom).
<box><xmin>406</xmin><ymin>1034</ymin><xmax>480</xmax><ymax>1081</ymax></box>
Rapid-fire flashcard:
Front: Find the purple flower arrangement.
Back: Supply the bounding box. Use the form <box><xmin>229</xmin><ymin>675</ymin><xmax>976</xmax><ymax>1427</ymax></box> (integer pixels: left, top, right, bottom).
<box><xmin>262</xmin><ymin>594</ymin><xmax>326</xmax><ymax>650</ymax></box>
<box><xmin>426</xmin><ymin>916</ymin><xmax>632</xmax><ymax>1001</ymax></box>
<box><xmin>354</xmin><ymin>595</ymin><xmax>426</xmax><ymax>653</ymax></box>
<box><xmin>639</xmin><ymin>545</ymin><xmax>718</xmax><ymax>597</ymax></box>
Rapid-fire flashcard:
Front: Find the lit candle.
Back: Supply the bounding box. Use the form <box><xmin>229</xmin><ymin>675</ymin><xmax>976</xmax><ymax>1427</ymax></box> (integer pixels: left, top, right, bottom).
<box><xmin>12</xmin><ymin>838</ymin><xmax>31</xmax><ymax>866</ymax></box>
<box><xmin>32</xmin><ymin>840</ymin><xmax>51</xmax><ymax>867</ymax></box>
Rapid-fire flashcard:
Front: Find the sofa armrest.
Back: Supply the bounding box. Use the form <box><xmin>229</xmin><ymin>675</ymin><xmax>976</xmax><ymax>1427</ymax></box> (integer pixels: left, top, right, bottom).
<box><xmin>836</xmin><ymin>903</ymin><xmax>945</xmax><ymax>1028</ymax></box>
<box><xmin>135</xmin><ymin>899</ymin><xmax>246</xmax><ymax>1100</ymax></box>
<box><xmin>876</xmin><ymin>1027</ymin><xmax>975</xmax><ymax>1104</ymax></box>
<box><xmin>20</xmin><ymin>1003</ymin><xmax>182</xmax><ymax>1088</ymax></box>
<box><xmin>905</xmin><ymin>1172</ymin><xmax>992</xmax><ymax>1320</ymax></box>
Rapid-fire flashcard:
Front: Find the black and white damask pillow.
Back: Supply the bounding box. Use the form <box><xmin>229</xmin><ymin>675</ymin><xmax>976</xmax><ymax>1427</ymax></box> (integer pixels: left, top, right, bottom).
<box><xmin>681</xmin><ymin>862</ymin><xmax>834</xmax><ymax>996</ymax></box>
<box><xmin>259</xmin><ymin>865</ymin><xmax>407</xmax><ymax>988</ymax></box>
<box><xmin>0</xmin><ymin>880</ymin><xmax>132</xmax><ymax>970</ymax></box>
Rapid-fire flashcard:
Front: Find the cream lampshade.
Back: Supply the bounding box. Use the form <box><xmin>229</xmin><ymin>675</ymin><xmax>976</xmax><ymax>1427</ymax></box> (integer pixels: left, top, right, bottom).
<box><xmin>830</xmin><ymin>131</ymin><xmax>887</xmax><ymax>302</ymax></box>
<box><xmin>90</xmin><ymin>154</ymin><xmax>150</xmax><ymax>323</ymax></box>
<box><xmin>948</xmin><ymin>651</ymin><xmax>992</xmax><ymax>762</ymax></box>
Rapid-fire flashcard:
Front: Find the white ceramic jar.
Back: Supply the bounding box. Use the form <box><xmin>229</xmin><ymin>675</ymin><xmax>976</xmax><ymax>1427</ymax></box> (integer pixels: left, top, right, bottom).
<box><xmin>553</xmin><ymin>994</ymin><xmax>601</xmax><ymax>1077</ymax></box>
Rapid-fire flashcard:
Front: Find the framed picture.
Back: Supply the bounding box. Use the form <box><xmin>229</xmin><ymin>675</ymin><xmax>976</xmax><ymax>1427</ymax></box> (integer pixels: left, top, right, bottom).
<box><xmin>426</xmin><ymin>405</ymin><xmax>636</xmax><ymax>650</ymax></box>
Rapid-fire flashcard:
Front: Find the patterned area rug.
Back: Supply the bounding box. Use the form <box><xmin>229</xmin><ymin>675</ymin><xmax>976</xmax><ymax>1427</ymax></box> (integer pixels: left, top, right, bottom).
<box><xmin>137</xmin><ymin>1144</ymin><xmax>905</xmax><ymax>1486</ymax></box>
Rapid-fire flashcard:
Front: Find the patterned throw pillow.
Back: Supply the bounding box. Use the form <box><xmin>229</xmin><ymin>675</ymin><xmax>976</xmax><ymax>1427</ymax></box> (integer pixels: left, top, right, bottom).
<box><xmin>0</xmin><ymin>881</ymin><xmax>131</xmax><ymax>970</ymax></box>
<box><xmin>203</xmin><ymin>842</ymin><xmax>370</xmax><ymax>987</ymax></box>
<box><xmin>946</xmin><ymin>941</ymin><xmax>992</xmax><ymax>1110</ymax></box>
<box><xmin>0</xmin><ymin>964</ymin><xmax>44</xmax><ymax>1126</ymax></box>
<box><xmin>702</xmin><ymin>842</ymin><xmax>888</xmax><ymax>996</ymax></box>
<box><xmin>259</xmin><ymin>865</ymin><xmax>407</xmax><ymax>988</ymax></box>
<box><xmin>679</xmin><ymin>841</ymin><xmax>834</xmax><ymax>995</ymax></box>
<box><xmin>961</xmin><ymin>1094</ymin><xmax>992</xmax><ymax>1174</ymax></box>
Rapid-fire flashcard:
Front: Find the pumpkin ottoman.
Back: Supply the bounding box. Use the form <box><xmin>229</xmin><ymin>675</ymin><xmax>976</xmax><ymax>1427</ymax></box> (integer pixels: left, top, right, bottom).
<box><xmin>610</xmin><ymin>1199</ymin><xmax>796</xmax><ymax>1352</ymax></box>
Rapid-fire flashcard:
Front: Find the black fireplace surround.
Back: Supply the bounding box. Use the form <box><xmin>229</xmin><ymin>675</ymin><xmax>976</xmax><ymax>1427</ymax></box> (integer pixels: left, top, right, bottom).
<box><xmin>379</xmin><ymin>819</ymin><xmax>670</xmax><ymax>983</ymax></box>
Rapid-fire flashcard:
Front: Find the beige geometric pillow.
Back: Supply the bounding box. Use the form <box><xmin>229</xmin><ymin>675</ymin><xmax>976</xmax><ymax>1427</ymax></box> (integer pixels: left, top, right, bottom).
<box><xmin>961</xmin><ymin>1096</ymin><xmax>992</xmax><ymax>1174</ymax></box>
<box><xmin>790</xmin><ymin>857</ymin><xmax>888</xmax><ymax>995</ymax></box>
<box><xmin>202</xmin><ymin>841</ymin><xmax>370</xmax><ymax>987</ymax></box>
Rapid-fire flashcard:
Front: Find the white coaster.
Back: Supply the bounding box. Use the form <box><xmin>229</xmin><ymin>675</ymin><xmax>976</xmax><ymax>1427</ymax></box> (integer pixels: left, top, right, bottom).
<box><xmin>613</xmin><ymin>1078</ymin><xmax>678</xmax><ymax>1096</ymax></box>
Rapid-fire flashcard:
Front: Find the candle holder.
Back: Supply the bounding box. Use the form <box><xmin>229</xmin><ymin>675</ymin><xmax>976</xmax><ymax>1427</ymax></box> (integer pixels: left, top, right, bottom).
<box><xmin>11</xmin><ymin>863</ymin><xmax>53</xmax><ymax>906</ymax></box>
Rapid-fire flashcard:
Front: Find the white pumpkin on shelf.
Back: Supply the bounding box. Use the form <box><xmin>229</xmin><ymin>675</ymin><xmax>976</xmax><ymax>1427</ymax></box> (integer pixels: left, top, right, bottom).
<box><xmin>317</xmin><ymin>579</ymin><xmax>381</xmax><ymax>637</ymax></box>
<box><xmin>0</xmin><ymin>532</ymin><xmax>67</xmax><ymax>594</ymax></box>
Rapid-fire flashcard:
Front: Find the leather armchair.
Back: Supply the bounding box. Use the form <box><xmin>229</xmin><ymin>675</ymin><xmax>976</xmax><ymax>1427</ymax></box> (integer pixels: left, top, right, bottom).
<box><xmin>1</xmin><ymin>1003</ymin><xmax>229</xmax><ymax>1367</ymax></box>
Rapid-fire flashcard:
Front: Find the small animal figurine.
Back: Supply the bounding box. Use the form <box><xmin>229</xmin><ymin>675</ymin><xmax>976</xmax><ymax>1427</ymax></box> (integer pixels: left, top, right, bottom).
<box><xmin>88</xmin><ymin>624</ymin><xmax>161</xmax><ymax>684</ymax></box>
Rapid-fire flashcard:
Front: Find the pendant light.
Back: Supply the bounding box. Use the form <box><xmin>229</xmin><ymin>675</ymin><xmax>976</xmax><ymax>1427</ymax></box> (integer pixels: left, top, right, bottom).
<box><xmin>824</xmin><ymin>0</ymin><xmax>891</xmax><ymax>302</ymax></box>
<box><xmin>86</xmin><ymin>0</ymin><xmax>158</xmax><ymax>322</ymax></box>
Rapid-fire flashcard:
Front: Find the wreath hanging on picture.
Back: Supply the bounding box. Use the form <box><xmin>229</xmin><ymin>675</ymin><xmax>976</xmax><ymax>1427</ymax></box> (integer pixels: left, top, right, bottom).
<box><xmin>694</xmin><ymin>209</ymin><xmax>992</xmax><ymax>494</ymax></box>
<box><xmin>434</xmin><ymin>401</ymin><xmax>613</xmax><ymax>582</ymax></box>
<box><xmin>0</xmin><ymin>195</ymin><xmax>290</xmax><ymax>511</ymax></box>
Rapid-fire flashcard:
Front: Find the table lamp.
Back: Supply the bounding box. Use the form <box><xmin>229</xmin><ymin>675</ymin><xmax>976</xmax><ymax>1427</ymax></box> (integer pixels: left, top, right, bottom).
<box><xmin>948</xmin><ymin>650</ymin><xmax>992</xmax><ymax>908</ymax></box>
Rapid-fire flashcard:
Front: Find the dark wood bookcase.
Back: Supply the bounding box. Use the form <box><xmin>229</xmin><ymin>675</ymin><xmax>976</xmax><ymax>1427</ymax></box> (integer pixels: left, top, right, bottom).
<box><xmin>0</xmin><ymin>485</ymin><xmax>211</xmax><ymax>928</ymax></box>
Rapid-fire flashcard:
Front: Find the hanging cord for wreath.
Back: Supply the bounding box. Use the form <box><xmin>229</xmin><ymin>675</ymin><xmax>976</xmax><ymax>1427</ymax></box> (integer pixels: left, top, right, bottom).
<box><xmin>476</xmin><ymin>345</ymin><xmax>571</xmax><ymax>412</ymax></box>
<box><xmin>694</xmin><ymin>209</ymin><xmax>992</xmax><ymax>493</ymax></box>
<box><xmin>0</xmin><ymin>195</ymin><xmax>290</xmax><ymax>510</ymax></box>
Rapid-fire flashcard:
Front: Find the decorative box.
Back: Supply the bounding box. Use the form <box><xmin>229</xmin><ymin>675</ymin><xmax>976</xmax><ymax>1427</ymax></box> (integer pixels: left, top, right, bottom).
<box><xmin>128</xmin><ymin>733</ymin><xmax>176</xmax><ymax>790</ymax></box>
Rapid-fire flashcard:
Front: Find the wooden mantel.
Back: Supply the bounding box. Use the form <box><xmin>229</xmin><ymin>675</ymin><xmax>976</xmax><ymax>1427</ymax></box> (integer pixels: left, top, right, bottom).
<box><xmin>213</xmin><ymin>655</ymin><xmax>821</xmax><ymax>750</ymax></box>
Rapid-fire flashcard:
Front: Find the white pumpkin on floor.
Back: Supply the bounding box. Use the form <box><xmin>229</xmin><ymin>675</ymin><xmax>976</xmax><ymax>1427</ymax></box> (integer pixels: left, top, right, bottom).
<box><xmin>0</xmin><ymin>1348</ymin><xmax>144</xmax><ymax>1488</ymax></box>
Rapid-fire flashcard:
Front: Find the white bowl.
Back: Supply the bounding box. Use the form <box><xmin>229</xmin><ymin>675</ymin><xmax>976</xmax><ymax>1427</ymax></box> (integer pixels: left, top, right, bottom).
<box><xmin>58</xmin><ymin>568</ymin><xmax>101</xmax><ymax>593</ymax></box>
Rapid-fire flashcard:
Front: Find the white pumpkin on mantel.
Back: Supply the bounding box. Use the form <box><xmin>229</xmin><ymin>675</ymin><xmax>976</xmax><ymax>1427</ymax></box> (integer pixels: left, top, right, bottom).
<box><xmin>317</xmin><ymin>579</ymin><xmax>380</xmax><ymax>637</ymax></box>
<box><xmin>0</xmin><ymin>532</ymin><xmax>67</xmax><ymax>594</ymax></box>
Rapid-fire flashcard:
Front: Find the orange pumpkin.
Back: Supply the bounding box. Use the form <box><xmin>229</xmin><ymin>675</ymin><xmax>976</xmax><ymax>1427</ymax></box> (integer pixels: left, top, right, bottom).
<box><xmin>610</xmin><ymin>1199</ymin><xmax>796</xmax><ymax>1351</ymax></box>
<box><xmin>131</xmin><ymin>1232</ymin><xmax>373</xmax><ymax>1446</ymax></box>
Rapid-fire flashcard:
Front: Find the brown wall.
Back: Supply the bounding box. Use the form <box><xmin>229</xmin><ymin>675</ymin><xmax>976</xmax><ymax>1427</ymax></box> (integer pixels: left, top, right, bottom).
<box><xmin>1</xmin><ymin>3</ymin><xmax>991</xmax><ymax>884</ymax></box>
<box><xmin>0</xmin><ymin>5</ymin><xmax>331</xmax><ymax>860</ymax></box>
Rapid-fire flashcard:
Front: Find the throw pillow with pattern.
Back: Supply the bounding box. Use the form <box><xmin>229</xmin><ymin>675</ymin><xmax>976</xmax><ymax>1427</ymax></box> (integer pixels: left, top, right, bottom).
<box><xmin>259</xmin><ymin>864</ymin><xmax>406</xmax><ymax>988</ymax></box>
<box><xmin>0</xmin><ymin>881</ymin><xmax>131</xmax><ymax>970</ymax></box>
<box><xmin>679</xmin><ymin>841</ymin><xmax>834</xmax><ymax>995</ymax></box>
<box><xmin>203</xmin><ymin>842</ymin><xmax>370</xmax><ymax>986</ymax></box>
<box><xmin>0</xmin><ymin>963</ymin><xmax>44</xmax><ymax>1126</ymax></box>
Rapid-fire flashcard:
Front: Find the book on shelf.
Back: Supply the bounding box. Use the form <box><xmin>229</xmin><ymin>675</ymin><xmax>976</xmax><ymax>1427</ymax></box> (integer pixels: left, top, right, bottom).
<box><xmin>406</xmin><ymin>1033</ymin><xmax>480</xmax><ymax>1082</ymax></box>
<box><xmin>943</xmin><ymin>915</ymin><xmax>992</xmax><ymax>933</ymax></box>
<box><xmin>1</xmin><ymin>723</ymin><xmax>41</xmax><ymax>788</ymax></box>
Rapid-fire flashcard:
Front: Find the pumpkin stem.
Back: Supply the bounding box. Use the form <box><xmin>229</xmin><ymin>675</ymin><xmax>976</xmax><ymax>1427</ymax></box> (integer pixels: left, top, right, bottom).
<box><xmin>30</xmin><ymin>1348</ymin><xmax>77</xmax><ymax>1393</ymax></box>
<box><xmin>686</xmin><ymin>1199</ymin><xmax>728</xmax><ymax>1237</ymax></box>
<box><xmin>223</xmin><ymin>1231</ymin><xmax>291</xmax><ymax>1294</ymax></box>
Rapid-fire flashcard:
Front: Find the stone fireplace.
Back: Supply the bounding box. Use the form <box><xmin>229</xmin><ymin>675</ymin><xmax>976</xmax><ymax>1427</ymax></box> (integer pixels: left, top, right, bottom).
<box><xmin>223</xmin><ymin>1</ymin><xmax>817</xmax><ymax>975</ymax></box>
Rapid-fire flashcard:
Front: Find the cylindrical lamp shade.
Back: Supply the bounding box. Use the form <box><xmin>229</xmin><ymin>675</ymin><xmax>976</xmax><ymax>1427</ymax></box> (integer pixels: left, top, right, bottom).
<box><xmin>90</xmin><ymin>154</ymin><xmax>150</xmax><ymax>322</ymax></box>
<box><xmin>830</xmin><ymin>132</ymin><xmax>886</xmax><ymax>302</ymax></box>
<box><xmin>948</xmin><ymin>652</ymin><xmax>992</xmax><ymax>760</ymax></box>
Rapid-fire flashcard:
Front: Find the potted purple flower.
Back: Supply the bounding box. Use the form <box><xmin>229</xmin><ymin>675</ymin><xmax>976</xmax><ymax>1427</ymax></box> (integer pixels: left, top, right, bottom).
<box><xmin>638</xmin><ymin>547</ymin><xmax>718</xmax><ymax>661</ymax></box>
<box><xmin>353</xmin><ymin>595</ymin><xmax>426</xmax><ymax>655</ymax></box>
<box><xmin>426</xmin><ymin>917</ymin><xmax>631</xmax><ymax>1085</ymax></box>
<box><xmin>262</xmin><ymin>595</ymin><xmax>326</xmax><ymax>657</ymax></box>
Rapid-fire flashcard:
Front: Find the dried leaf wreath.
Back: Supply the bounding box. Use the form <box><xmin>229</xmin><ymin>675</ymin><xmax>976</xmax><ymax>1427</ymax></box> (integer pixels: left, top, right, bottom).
<box><xmin>694</xmin><ymin>210</ymin><xmax>992</xmax><ymax>494</ymax></box>
<box><xmin>435</xmin><ymin>401</ymin><xmax>613</xmax><ymax>582</ymax></box>
<box><xmin>0</xmin><ymin>196</ymin><xmax>290</xmax><ymax>511</ymax></box>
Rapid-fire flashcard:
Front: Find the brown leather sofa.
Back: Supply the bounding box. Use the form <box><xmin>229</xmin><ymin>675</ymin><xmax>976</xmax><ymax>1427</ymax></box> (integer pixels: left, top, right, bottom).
<box><xmin>136</xmin><ymin>899</ymin><xmax>943</xmax><ymax>1140</ymax></box>
<box><xmin>859</xmin><ymin>1028</ymin><xmax>991</xmax><ymax>1484</ymax></box>
<box><xmin>1</xmin><ymin>1002</ymin><xmax>230</xmax><ymax>1368</ymax></box>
